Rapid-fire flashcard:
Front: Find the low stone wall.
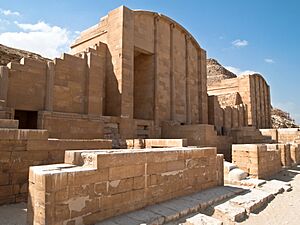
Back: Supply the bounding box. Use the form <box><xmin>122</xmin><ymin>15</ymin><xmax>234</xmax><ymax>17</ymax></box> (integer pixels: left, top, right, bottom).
<box><xmin>126</xmin><ymin>138</ymin><xmax>188</xmax><ymax>149</ymax></box>
<box><xmin>277</xmin><ymin>128</ymin><xmax>300</xmax><ymax>143</ymax></box>
<box><xmin>0</xmin><ymin>119</ymin><xmax>18</xmax><ymax>128</ymax></box>
<box><xmin>0</xmin><ymin>128</ymin><xmax>111</xmax><ymax>205</ymax></box>
<box><xmin>260</xmin><ymin>129</ymin><xmax>278</xmax><ymax>142</ymax></box>
<box><xmin>38</xmin><ymin>111</ymin><xmax>104</xmax><ymax>139</ymax></box>
<box><xmin>267</xmin><ymin>144</ymin><xmax>293</xmax><ymax>168</ymax></box>
<box><xmin>232</xmin><ymin>144</ymin><xmax>281</xmax><ymax>179</ymax></box>
<box><xmin>161</xmin><ymin>123</ymin><xmax>233</xmax><ymax>161</ymax></box>
<box><xmin>260</xmin><ymin>128</ymin><xmax>300</xmax><ymax>143</ymax></box>
<box><xmin>28</xmin><ymin>147</ymin><xmax>222</xmax><ymax>225</ymax></box>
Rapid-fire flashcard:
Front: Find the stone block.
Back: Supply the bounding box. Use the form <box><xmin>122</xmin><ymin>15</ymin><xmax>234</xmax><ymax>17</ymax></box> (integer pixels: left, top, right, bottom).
<box><xmin>28</xmin><ymin>147</ymin><xmax>220</xmax><ymax>225</ymax></box>
<box><xmin>109</xmin><ymin>164</ymin><xmax>145</xmax><ymax>180</ymax></box>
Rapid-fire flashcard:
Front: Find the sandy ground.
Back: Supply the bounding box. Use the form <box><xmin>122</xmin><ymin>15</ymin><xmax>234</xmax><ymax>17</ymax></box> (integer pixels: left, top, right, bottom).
<box><xmin>241</xmin><ymin>166</ymin><xmax>300</xmax><ymax>225</ymax></box>
<box><xmin>0</xmin><ymin>202</ymin><xmax>27</xmax><ymax>225</ymax></box>
<box><xmin>0</xmin><ymin>167</ymin><xmax>299</xmax><ymax>225</ymax></box>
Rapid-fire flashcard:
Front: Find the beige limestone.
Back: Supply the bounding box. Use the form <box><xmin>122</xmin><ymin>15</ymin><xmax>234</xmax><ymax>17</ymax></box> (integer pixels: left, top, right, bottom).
<box><xmin>232</xmin><ymin>144</ymin><xmax>281</xmax><ymax>179</ymax></box>
<box><xmin>28</xmin><ymin>147</ymin><xmax>221</xmax><ymax>225</ymax></box>
<box><xmin>208</xmin><ymin>74</ymin><xmax>271</xmax><ymax>129</ymax></box>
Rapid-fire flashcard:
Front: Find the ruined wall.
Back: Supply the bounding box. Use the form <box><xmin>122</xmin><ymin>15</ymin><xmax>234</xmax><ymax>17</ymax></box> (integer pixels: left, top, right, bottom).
<box><xmin>0</xmin><ymin>47</ymin><xmax>107</xmax><ymax>139</ymax></box>
<box><xmin>161</xmin><ymin>123</ymin><xmax>233</xmax><ymax>161</ymax></box>
<box><xmin>208</xmin><ymin>95</ymin><xmax>247</xmax><ymax>135</ymax></box>
<box><xmin>208</xmin><ymin>74</ymin><xmax>271</xmax><ymax>129</ymax></box>
<box><xmin>277</xmin><ymin>128</ymin><xmax>300</xmax><ymax>143</ymax></box>
<box><xmin>232</xmin><ymin>144</ymin><xmax>281</xmax><ymax>179</ymax></box>
<box><xmin>0</xmin><ymin>128</ymin><xmax>111</xmax><ymax>205</ymax></box>
<box><xmin>260</xmin><ymin>128</ymin><xmax>300</xmax><ymax>143</ymax></box>
<box><xmin>208</xmin><ymin>96</ymin><xmax>223</xmax><ymax>134</ymax></box>
<box><xmin>28</xmin><ymin>147</ymin><xmax>222</xmax><ymax>225</ymax></box>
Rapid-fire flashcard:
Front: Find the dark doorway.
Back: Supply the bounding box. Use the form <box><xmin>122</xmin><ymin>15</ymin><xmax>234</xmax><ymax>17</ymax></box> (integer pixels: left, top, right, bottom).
<box><xmin>14</xmin><ymin>110</ymin><xmax>38</xmax><ymax>129</ymax></box>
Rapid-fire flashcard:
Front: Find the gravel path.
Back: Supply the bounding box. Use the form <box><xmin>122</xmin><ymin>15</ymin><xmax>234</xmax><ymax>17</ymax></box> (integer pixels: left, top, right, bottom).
<box><xmin>241</xmin><ymin>166</ymin><xmax>300</xmax><ymax>225</ymax></box>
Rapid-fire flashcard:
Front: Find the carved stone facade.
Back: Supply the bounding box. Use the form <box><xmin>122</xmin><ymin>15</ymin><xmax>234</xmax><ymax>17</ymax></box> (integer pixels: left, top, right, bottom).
<box><xmin>208</xmin><ymin>74</ymin><xmax>272</xmax><ymax>129</ymax></box>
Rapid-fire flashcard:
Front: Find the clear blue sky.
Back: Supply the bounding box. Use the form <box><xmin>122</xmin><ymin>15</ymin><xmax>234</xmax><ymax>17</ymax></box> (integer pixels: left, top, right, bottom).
<box><xmin>0</xmin><ymin>0</ymin><xmax>299</xmax><ymax>122</ymax></box>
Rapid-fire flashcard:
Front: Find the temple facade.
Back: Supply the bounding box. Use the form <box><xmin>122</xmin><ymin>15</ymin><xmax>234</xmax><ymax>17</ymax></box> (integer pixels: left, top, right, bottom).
<box><xmin>0</xmin><ymin>6</ymin><xmax>270</xmax><ymax>149</ymax></box>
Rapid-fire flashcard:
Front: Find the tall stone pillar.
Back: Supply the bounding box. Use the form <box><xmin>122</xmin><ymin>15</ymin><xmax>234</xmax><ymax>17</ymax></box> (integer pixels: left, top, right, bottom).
<box><xmin>260</xmin><ymin>78</ymin><xmax>266</xmax><ymax>128</ymax></box>
<box><xmin>185</xmin><ymin>36</ymin><xmax>191</xmax><ymax>124</ymax></box>
<box><xmin>170</xmin><ymin>23</ymin><xmax>175</xmax><ymax>122</ymax></box>
<box><xmin>86</xmin><ymin>46</ymin><xmax>106</xmax><ymax>116</ymax></box>
<box><xmin>45</xmin><ymin>62</ymin><xmax>54</xmax><ymax>111</ymax></box>
<box><xmin>0</xmin><ymin>66</ymin><xmax>9</xmax><ymax>106</ymax></box>
<box><xmin>105</xmin><ymin>6</ymin><xmax>135</xmax><ymax>139</ymax></box>
<box><xmin>266</xmin><ymin>85</ymin><xmax>272</xmax><ymax>128</ymax></box>
<box><xmin>255</xmin><ymin>76</ymin><xmax>261</xmax><ymax>128</ymax></box>
<box><xmin>120</xmin><ymin>7</ymin><xmax>134</xmax><ymax>119</ymax></box>
<box><xmin>106</xmin><ymin>6</ymin><xmax>134</xmax><ymax>118</ymax></box>
<box><xmin>199</xmin><ymin>49</ymin><xmax>208</xmax><ymax>124</ymax></box>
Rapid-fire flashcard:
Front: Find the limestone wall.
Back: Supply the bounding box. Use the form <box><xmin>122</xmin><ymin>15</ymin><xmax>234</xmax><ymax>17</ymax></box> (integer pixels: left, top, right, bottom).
<box><xmin>161</xmin><ymin>123</ymin><xmax>233</xmax><ymax>161</ymax></box>
<box><xmin>38</xmin><ymin>111</ymin><xmax>104</xmax><ymax>139</ymax></box>
<box><xmin>260</xmin><ymin>128</ymin><xmax>300</xmax><ymax>143</ymax></box>
<box><xmin>260</xmin><ymin>129</ymin><xmax>278</xmax><ymax>142</ymax></box>
<box><xmin>277</xmin><ymin>128</ymin><xmax>300</xmax><ymax>143</ymax></box>
<box><xmin>208</xmin><ymin>95</ymin><xmax>247</xmax><ymax>135</ymax></box>
<box><xmin>1</xmin><ymin>50</ymin><xmax>106</xmax><ymax>114</ymax></box>
<box><xmin>28</xmin><ymin>147</ymin><xmax>222</xmax><ymax>225</ymax></box>
<box><xmin>0</xmin><ymin>128</ymin><xmax>111</xmax><ymax>205</ymax></box>
<box><xmin>208</xmin><ymin>74</ymin><xmax>271</xmax><ymax>129</ymax></box>
<box><xmin>70</xmin><ymin>6</ymin><xmax>208</xmax><ymax>130</ymax></box>
<box><xmin>0</xmin><ymin>47</ymin><xmax>107</xmax><ymax>139</ymax></box>
<box><xmin>5</xmin><ymin>58</ymin><xmax>47</xmax><ymax>111</ymax></box>
<box><xmin>232</xmin><ymin>144</ymin><xmax>281</xmax><ymax>179</ymax></box>
<box><xmin>266</xmin><ymin>143</ymin><xmax>300</xmax><ymax>168</ymax></box>
<box><xmin>126</xmin><ymin>138</ymin><xmax>188</xmax><ymax>149</ymax></box>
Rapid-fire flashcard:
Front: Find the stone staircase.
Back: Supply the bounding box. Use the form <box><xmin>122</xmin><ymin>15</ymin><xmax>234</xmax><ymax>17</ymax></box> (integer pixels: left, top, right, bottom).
<box><xmin>95</xmin><ymin>178</ymin><xmax>291</xmax><ymax>225</ymax></box>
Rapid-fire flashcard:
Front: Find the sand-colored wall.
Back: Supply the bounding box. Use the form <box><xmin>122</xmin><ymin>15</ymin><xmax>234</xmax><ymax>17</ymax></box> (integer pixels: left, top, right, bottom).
<box><xmin>70</xmin><ymin>6</ymin><xmax>208</xmax><ymax>129</ymax></box>
<box><xmin>0</xmin><ymin>128</ymin><xmax>112</xmax><ymax>205</ymax></box>
<box><xmin>208</xmin><ymin>74</ymin><xmax>271</xmax><ymax>129</ymax></box>
<box><xmin>6</xmin><ymin>58</ymin><xmax>47</xmax><ymax>111</ymax></box>
<box><xmin>37</xmin><ymin>111</ymin><xmax>104</xmax><ymax>139</ymax></box>
<box><xmin>0</xmin><ymin>48</ymin><xmax>107</xmax><ymax>139</ymax></box>
<box><xmin>28</xmin><ymin>147</ymin><xmax>222</xmax><ymax>225</ymax></box>
<box><xmin>232</xmin><ymin>144</ymin><xmax>282</xmax><ymax>179</ymax></box>
<box><xmin>1</xmin><ymin>50</ymin><xmax>105</xmax><ymax>116</ymax></box>
<box><xmin>260</xmin><ymin>128</ymin><xmax>300</xmax><ymax>143</ymax></box>
<box><xmin>53</xmin><ymin>54</ymin><xmax>87</xmax><ymax>114</ymax></box>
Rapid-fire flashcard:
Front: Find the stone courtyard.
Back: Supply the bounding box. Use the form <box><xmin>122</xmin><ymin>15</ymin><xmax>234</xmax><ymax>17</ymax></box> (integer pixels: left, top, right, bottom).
<box><xmin>0</xmin><ymin>5</ymin><xmax>300</xmax><ymax>225</ymax></box>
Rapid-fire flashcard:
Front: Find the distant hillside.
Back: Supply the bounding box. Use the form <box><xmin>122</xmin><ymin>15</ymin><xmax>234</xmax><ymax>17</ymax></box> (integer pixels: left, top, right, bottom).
<box><xmin>207</xmin><ymin>58</ymin><xmax>237</xmax><ymax>86</ymax></box>
<box><xmin>271</xmin><ymin>107</ymin><xmax>299</xmax><ymax>128</ymax></box>
<box><xmin>0</xmin><ymin>44</ymin><xmax>48</xmax><ymax>66</ymax></box>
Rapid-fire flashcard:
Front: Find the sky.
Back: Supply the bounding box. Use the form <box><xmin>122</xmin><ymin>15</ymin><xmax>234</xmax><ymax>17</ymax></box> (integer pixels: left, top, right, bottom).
<box><xmin>0</xmin><ymin>0</ymin><xmax>299</xmax><ymax>123</ymax></box>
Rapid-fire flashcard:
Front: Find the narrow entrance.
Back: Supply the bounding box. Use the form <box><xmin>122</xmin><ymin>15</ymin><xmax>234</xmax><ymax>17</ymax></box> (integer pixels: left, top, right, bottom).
<box><xmin>14</xmin><ymin>110</ymin><xmax>38</xmax><ymax>129</ymax></box>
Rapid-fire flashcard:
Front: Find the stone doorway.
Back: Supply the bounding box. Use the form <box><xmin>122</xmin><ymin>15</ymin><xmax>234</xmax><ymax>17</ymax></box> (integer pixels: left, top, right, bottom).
<box><xmin>14</xmin><ymin>110</ymin><xmax>38</xmax><ymax>129</ymax></box>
